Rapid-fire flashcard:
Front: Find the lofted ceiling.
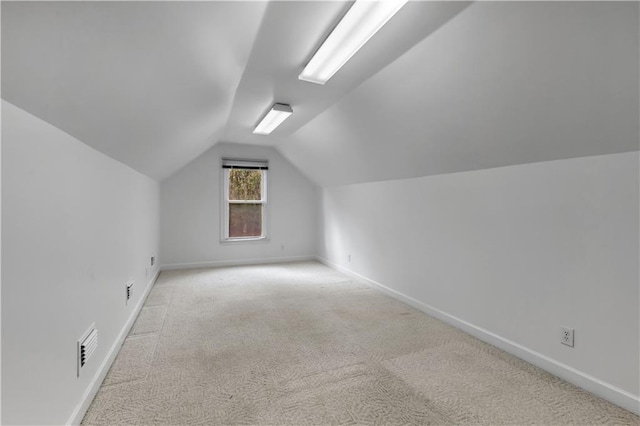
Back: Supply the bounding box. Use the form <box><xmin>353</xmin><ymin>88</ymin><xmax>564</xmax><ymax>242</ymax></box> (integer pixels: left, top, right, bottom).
<box><xmin>2</xmin><ymin>1</ymin><xmax>267</xmax><ymax>180</ymax></box>
<box><xmin>279</xmin><ymin>1</ymin><xmax>640</xmax><ymax>186</ymax></box>
<box><xmin>2</xmin><ymin>1</ymin><xmax>638</xmax><ymax>185</ymax></box>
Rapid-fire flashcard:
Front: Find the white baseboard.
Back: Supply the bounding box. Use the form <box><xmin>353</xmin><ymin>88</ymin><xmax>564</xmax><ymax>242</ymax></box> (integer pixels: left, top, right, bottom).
<box><xmin>161</xmin><ymin>255</ymin><xmax>316</xmax><ymax>271</ymax></box>
<box><xmin>316</xmin><ymin>256</ymin><xmax>640</xmax><ymax>416</ymax></box>
<box><xmin>66</xmin><ymin>268</ymin><xmax>161</xmax><ymax>425</ymax></box>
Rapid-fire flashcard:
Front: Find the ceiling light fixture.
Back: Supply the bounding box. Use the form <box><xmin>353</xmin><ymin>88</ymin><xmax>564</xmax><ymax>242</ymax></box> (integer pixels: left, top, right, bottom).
<box><xmin>299</xmin><ymin>0</ymin><xmax>408</xmax><ymax>85</ymax></box>
<box><xmin>253</xmin><ymin>103</ymin><xmax>293</xmax><ymax>135</ymax></box>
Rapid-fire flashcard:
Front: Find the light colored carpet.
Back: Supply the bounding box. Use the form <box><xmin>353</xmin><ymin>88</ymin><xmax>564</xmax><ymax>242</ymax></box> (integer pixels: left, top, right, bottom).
<box><xmin>83</xmin><ymin>261</ymin><xmax>639</xmax><ymax>425</ymax></box>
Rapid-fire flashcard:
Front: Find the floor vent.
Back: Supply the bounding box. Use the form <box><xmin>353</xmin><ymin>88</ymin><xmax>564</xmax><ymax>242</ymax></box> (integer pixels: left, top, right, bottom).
<box><xmin>78</xmin><ymin>326</ymin><xmax>98</xmax><ymax>376</ymax></box>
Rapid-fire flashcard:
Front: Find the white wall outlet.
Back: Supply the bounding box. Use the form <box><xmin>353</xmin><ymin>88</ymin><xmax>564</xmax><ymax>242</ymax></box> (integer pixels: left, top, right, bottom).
<box><xmin>150</xmin><ymin>256</ymin><xmax>155</xmax><ymax>266</ymax></box>
<box><xmin>561</xmin><ymin>326</ymin><xmax>574</xmax><ymax>347</ymax></box>
<box><xmin>348</xmin><ymin>254</ymin><xmax>351</xmax><ymax>263</ymax></box>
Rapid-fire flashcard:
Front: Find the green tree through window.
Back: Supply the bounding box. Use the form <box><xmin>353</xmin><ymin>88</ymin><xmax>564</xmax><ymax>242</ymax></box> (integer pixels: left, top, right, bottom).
<box><xmin>229</xmin><ymin>169</ymin><xmax>262</xmax><ymax>201</ymax></box>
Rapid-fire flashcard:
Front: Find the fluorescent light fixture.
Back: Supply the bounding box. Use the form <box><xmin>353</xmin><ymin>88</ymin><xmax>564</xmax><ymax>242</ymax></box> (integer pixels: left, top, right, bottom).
<box><xmin>299</xmin><ymin>0</ymin><xmax>408</xmax><ymax>85</ymax></box>
<box><xmin>253</xmin><ymin>103</ymin><xmax>293</xmax><ymax>135</ymax></box>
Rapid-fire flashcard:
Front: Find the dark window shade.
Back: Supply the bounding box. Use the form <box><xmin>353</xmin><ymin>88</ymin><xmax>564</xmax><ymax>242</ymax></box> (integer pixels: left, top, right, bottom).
<box><xmin>222</xmin><ymin>158</ymin><xmax>268</xmax><ymax>170</ymax></box>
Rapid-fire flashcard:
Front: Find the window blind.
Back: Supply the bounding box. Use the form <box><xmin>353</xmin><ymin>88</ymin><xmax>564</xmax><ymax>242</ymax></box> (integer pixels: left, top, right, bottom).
<box><xmin>222</xmin><ymin>158</ymin><xmax>269</xmax><ymax>170</ymax></box>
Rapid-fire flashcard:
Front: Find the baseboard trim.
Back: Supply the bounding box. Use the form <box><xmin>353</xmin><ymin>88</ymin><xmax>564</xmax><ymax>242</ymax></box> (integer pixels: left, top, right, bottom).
<box><xmin>160</xmin><ymin>255</ymin><xmax>316</xmax><ymax>271</ymax></box>
<box><xmin>66</xmin><ymin>268</ymin><xmax>161</xmax><ymax>425</ymax></box>
<box><xmin>316</xmin><ymin>256</ymin><xmax>640</xmax><ymax>416</ymax></box>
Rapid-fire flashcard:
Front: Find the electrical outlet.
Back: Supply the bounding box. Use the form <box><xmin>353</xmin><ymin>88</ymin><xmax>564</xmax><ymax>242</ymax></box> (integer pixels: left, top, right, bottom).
<box><xmin>348</xmin><ymin>254</ymin><xmax>351</xmax><ymax>263</ymax></box>
<box><xmin>561</xmin><ymin>326</ymin><xmax>574</xmax><ymax>347</ymax></box>
<box><xmin>150</xmin><ymin>256</ymin><xmax>155</xmax><ymax>266</ymax></box>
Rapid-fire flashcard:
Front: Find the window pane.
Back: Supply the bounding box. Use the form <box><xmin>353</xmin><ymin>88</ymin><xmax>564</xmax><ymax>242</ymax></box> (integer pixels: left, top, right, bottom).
<box><xmin>229</xmin><ymin>169</ymin><xmax>262</xmax><ymax>200</ymax></box>
<box><xmin>229</xmin><ymin>203</ymin><xmax>262</xmax><ymax>238</ymax></box>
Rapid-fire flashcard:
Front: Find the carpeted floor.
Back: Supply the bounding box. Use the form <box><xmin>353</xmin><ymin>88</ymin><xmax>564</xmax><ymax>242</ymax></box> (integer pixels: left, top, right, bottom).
<box><xmin>83</xmin><ymin>261</ymin><xmax>639</xmax><ymax>425</ymax></box>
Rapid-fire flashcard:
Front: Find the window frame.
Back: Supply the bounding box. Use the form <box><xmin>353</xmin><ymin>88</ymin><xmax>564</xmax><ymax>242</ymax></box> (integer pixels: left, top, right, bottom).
<box><xmin>221</xmin><ymin>162</ymin><xmax>268</xmax><ymax>243</ymax></box>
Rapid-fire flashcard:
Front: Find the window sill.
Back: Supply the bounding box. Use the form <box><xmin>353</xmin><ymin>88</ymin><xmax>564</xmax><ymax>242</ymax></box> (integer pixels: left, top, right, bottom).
<box><xmin>220</xmin><ymin>237</ymin><xmax>269</xmax><ymax>245</ymax></box>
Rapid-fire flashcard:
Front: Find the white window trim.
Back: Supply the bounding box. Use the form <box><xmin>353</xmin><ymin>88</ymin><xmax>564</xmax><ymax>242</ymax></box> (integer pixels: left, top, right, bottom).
<box><xmin>221</xmin><ymin>167</ymin><xmax>269</xmax><ymax>243</ymax></box>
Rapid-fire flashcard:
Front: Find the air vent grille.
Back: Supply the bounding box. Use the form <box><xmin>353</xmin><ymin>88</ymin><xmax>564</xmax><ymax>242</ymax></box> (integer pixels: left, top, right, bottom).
<box><xmin>126</xmin><ymin>281</ymin><xmax>134</xmax><ymax>305</ymax></box>
<box><xmin>78</xmin><ymin>326</ymin><xmax>98</xmax><ymax>376</ymax></box>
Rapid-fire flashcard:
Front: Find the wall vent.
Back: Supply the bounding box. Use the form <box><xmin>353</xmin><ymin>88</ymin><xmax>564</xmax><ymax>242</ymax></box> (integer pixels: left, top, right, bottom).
<box><xmin>77</xmin><ymin>326</ymin><xmax>98</xmax><ymax>376</ymax></box>
<box><xmin>126</xmin><ymin>280</ymin><xmax>134</xmax><ymax>305</ymax></box>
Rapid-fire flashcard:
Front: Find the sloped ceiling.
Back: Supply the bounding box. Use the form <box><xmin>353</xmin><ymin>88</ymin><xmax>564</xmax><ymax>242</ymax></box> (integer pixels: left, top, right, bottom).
<box><xmin>278</xmin><ymin>1</ymin><xmax>639</xmax><ymax>187</ymax></box>
<box><xmin>223</xmin><ymin>1</ymin><xmax>471</xmax><ymax>145</ymax></box>
<box><xmin>3</xmin><ymin>2</ymin><xmax>638</xmax><ymax>185</ymax></box>
<box><xmin>2</xmin><ymin>1</ymin><xmax>267</xmax><ymax>180</ymax></box>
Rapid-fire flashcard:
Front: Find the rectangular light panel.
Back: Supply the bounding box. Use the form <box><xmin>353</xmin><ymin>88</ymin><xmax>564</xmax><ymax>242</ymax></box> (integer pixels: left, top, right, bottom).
<box><xmin>299</xmin><ymin>0</ymin><xmax>408</xmax><ymax>85</ymax></box>
<box><xmin>253</xmin><ymin>103</ymin><xmax>293</xmax><ymax>135</ymax></box>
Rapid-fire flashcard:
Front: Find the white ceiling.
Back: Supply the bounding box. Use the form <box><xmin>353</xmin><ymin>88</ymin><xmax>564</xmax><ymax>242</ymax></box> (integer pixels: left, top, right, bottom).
<box><xmin>2</xmin><ymin>1</ymin><xmax>268</xmax><ymax>180</ymax></box>
<box><xmin>279</xmin><ymin>1</ymin><xmax>639</xmax><ymax>186</ymax></box>
<box><xmin>223</xmin><ymin>1</ymin><xmax>471</xmax><ymax>145</ymax></box>
<box><xmin>3</xmin><ymin>1</ymin><xmax>638</xmax><ymax>185</ymax></box>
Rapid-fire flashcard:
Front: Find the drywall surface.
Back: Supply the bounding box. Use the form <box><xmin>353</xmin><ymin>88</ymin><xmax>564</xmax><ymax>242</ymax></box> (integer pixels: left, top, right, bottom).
<box><xmin>2</xmin><ymin>1</ymin><xmax>268</xmax><ymax>180</ymax></box>
<box><xmin>1</xmin><ymin>101</ymin><xmax>160</xmax><ymax>425</ymax></box>
<box><xmin>280</xmin><ymin>1</ymin><xmax>639</xmax><ymax>187</ymax></box>
<box><xmin>160</xmin><ymin>142</ymin><xmax>317</xmax><ymax>267</ymax></box>
<box><xmin>319</xmin><ymin>152</ymin><xmax>639</xmax><ymax>400</ymax></box>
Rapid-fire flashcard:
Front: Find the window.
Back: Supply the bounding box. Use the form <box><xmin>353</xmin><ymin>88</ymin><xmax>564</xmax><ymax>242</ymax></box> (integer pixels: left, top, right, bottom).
<box><xmin>222</xmin><ymin>158</ymin><xmax>268</xmax><ymax>241</ymax></box>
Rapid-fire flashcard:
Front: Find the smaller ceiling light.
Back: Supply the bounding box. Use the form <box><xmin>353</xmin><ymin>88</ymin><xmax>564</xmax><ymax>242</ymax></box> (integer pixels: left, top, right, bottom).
<box><xmin>253</xmin><ymin>103</ymin><xmax>293</xmax><ymax>135</ymax></box>
<box><xmin>299</xmin><ymin>0</ymin><xmax>408</xmax><ymax>85</ymax></box>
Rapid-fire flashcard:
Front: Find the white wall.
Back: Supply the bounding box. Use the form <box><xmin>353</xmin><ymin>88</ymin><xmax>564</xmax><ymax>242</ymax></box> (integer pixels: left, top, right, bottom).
<box><xmin>319</xmin><ymin>152</ymin><xmax>639</xmax><ymax>410</ymax></box>
<box><xmin>1</xmin><ymin>101</ymin><xmax>160</xmax><ymax>425</ymax></box>
<box><xmin>160</xmin><ymin>142</ymin><xmax>317</xmax><ymax>268</ymax></box>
